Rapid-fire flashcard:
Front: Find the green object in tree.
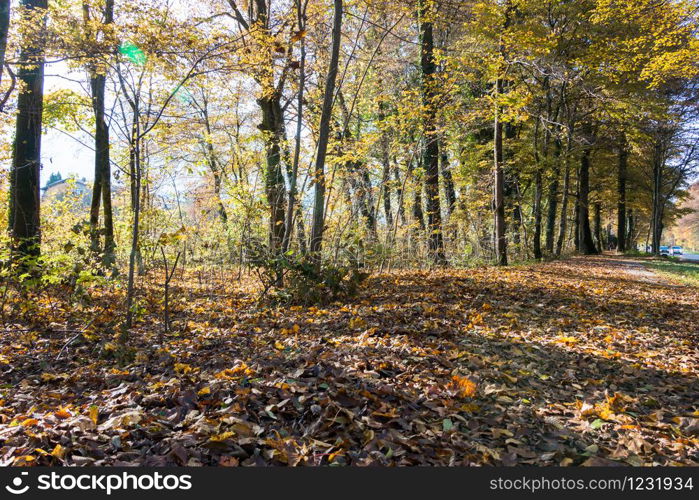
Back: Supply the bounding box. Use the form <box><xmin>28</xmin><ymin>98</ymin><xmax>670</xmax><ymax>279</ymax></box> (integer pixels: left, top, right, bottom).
<box><xmin>119</xmin><ymin>41</ymin><xmax>146</xmax><ymax>65</ymax></box>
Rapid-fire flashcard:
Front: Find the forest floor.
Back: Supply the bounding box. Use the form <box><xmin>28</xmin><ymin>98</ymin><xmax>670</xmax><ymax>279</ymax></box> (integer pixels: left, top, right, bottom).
<box><xmin>0</xmin><ymin>255</ymin><xmax>697</xmax><ymax>466</ymax></box>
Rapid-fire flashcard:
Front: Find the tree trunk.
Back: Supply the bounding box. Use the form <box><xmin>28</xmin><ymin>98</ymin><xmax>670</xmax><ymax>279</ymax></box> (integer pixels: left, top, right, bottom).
<box><xmin>394</xmin><ymin>163</ymin><xmax>405</xmax><ymax>226</ymax></box>
<box><xmin>381</xmin><ymin>160</ymin><xmax>392</xmax><ymax>229</ymax></box>
<box><xmin>440</xmin><ymin>143</ymin><xmax>456</xmax><ymax>216</ymax></box>
<box><xmin>125</xmin><ymin>120</ymin><xmax>141</xmax><ymax>332</ymax></box>
<box><xmin>419</xmin><ymin>0</ymin><xmax>445</xmax><ymax>265</ymax></box>
<box><xmin>555</xmin><ymin>153</ymin><xmax>570</xmax><ymax>257</ymax></box>
<box><xmin>309</xmin><ymin>0</ymin><xmax>342</xmax><ymax>265</ymax></box>
<box><xmin>379</xmin><ymin>101</ymin><xmax>393</xmax><ymax>230</ymax></box>
<box><xmin>282</xmin><ymin>0</ymin><xmax>307</xmax><ymax>254</ymax></box>
<box><xmin>594</xmin><ymin>202</ymin><xmax>602</xmax><ymax>251</ymax></box>
<box><xmin>578</xmin><ymin>144</ymin><xmax>597</xmax><ymax>255</ymax></box>
<box><xmin>544</xmin><ymin>172</ymin><xmax>559</xmax><ymax>255</ymax></box>
<box><xmin>88</xmin><ymin>103</ymin><xmax>103</xmax><ymax>252</ymax></box>
<box><xmin>85</xmin><ymin>0</ymin><xmax>115</xmax><ymax>265</ymax></box>
<box><xmin>502</xmin><ymin>123</ymin><xmax>521</xmax><ymax>247</ymax></box>
<box><xmin>574</xmin><ymin>173</ymin><xmax>580</xmax><ymax>252</ymax></box>
<box><xmin>200</xmin><ymin>104</ymin><xmax>228</xmax><ymax>224</ymax></box>
<box><xmin>651</xmin><ymin>139</ymin><xmax>663</xmax><ymax>254</ymax></box>
<box><xmin>616</xmin><ymin>139</ymin><xmax>627</xmax><ymax>252</ymax></box>
<box><xmin>127</xmin><ymin>110</ymin><xmax>144</xmax><ymax>277</ymax></box>
<box><xmin>493</xmin><ymin>3</ymin><xmax>512</xmax><ymax>265</ymax></box>
<box><xmin>258</xmin><ymin>95</ymin><xmax>287</xmax><ymax>252</ymax></box>
<box><xmin>0</xmin><ymin>0</ymin><xmax>10</xmax><ymax>88</ymax></box>
<box><xmin>361</xmin><ymin>168</ymin><xmax>377</xmax><ymax>239</ymax></box>
<box><xmin>440</xmin><ymin>145</ymin><xmax>456</xmax><ymax>242</ymax></box>
<box><xmin>295</xmin><ymin>206</ymin><xmax>307</xmax><ymax>254</ymax></box>
<box><xmin>9</xmin><ymin>0</ymin><xmax>48</xmax><ymax>262</ymax></box>
<box><xmin>493</xmin><ymin>78</ymin><xmax>507</xmax><ymax>266</ymax></box>
<box><xmin>627</xmin><ymin>208</ymin><xmax>635</xmax><ymax>250</ymax></box>
<box><xmin>211</xmin><ymin>167</ymin><xmax>227</xmax><ymax>223</ymax></box>
<box><xmin>545</xmin><ymin>141</ymin><xmax>561</xmax><ymax>254</ymax></box>
<box><xmin>409</xmin><ymin>155</ymin><xmax>425</xmax><ymax>234</ymax></box>
<box><xmin>533</xmin><ymin>168</ymin><xmax>543</xmax><ymax>260</ymax></box>
<box><xmin>347</xmin><ymin>163</ymin><xmax>377</xmax><ymax>240</ymax></box>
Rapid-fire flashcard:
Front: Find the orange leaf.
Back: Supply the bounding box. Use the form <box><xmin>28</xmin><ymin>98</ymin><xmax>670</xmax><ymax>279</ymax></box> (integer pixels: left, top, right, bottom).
<box><xmin>54</xmin><ymin>408</ymin><xmax>71</xmax><ymax>419</ymax></box>
<box><xmin>449</xmin><ymin>375</ymin><xmax>477</xmax><ymax>398</ymax></box>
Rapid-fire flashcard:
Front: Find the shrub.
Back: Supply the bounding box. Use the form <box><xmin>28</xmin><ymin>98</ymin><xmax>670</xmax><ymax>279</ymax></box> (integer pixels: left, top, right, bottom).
<box><xmin>247</xmin><ymin>243</ymin><xmax>368</xmax><ymax>305</ymax></box>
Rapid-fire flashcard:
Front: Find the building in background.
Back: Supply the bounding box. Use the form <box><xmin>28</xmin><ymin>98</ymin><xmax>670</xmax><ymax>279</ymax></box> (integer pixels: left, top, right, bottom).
<box><xmin>41</xmin><ymin>172</ymin><xmax>91</xmax><ymax>207</ymax></box>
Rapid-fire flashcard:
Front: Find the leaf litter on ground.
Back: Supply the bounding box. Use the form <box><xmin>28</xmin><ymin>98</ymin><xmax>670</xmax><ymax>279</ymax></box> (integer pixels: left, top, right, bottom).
<box><xmin>0</xmin><ymin>255</ymin><xmax>696</xmax><ymax>466</ymax></box>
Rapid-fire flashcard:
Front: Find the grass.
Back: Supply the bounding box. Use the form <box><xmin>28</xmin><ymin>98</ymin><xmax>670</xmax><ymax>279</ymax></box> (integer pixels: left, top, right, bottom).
<box><xmin>642</xmin><ymin>258</ymin><xmax>699</xmax><ymax>287</ymax></box>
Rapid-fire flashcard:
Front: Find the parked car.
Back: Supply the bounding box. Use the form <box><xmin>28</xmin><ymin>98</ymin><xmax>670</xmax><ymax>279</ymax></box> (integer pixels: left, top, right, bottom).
<box><xmin>671</xmin><ymin>246</ymin><xmax>683</xmax><ymax>255</ymax></box>
<box><xmin>660</xmin><ymin>246</ymin><xmax>670</xmax><ymax>255</ymax></box>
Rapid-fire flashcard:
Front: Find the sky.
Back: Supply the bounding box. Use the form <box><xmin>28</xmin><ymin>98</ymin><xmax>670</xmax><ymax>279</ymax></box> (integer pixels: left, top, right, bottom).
<box><xmin>37</xmin><ymin>0</ymin><xmax>214</xmax><ymax>188</ymax></box>
<box><xmin>41</xmin><ymin>61</ymin><xmax>94</xmax><ymax>185</ymax></box>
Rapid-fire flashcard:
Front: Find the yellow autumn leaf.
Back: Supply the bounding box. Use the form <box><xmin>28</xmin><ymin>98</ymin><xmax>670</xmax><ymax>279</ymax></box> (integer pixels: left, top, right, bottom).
<box><xmin>174</xmin><ymin>363</ymin><xmax>193</xmax><ymax>375</ymax></box>
<box><xmin>349</xmin><ymin>317</ymin><xmax>367</xmax><ymax>329</ymax></box>
<box><xmin>51</xmin><ymin>444</ymin><xmax>66</xmax><ymax>459</ymax></box>
<box><xmin>215</xmin><ymin>362</ymin><xmax>254</xmax><ymax>380</ymax></box>
<box><xmin>89</xmin><ymin>405</ymin><xmax>99</xmax><ymax>426</ymax></box>
<box><xmin>208</xmin><ymin>431</ymin><xmax>235</xmax><ymax>442</ymax></box>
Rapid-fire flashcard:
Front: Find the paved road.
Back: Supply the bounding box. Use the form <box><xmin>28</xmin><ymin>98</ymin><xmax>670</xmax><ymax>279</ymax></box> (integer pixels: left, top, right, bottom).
<box><xmin>679</xmin><ymin>253</ymin><xmax>699</xmax><ymax>262</ymax></box>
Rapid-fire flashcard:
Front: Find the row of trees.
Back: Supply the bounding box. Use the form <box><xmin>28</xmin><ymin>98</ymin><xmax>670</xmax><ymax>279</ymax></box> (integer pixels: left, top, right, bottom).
<box><xmin>2</xmin><ymin>0</ymin><xmax>698</xmax><ymax>282</ymax></box>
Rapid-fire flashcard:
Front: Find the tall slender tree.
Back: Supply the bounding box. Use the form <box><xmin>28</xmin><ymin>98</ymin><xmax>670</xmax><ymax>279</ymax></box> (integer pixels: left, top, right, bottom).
<box><xmin>418</xmin><ymin>0</ymin><xmax>446</xmax><ymax>265</ymax></box>
<box><xmin>616</xmin><ymin>137</ymin><xmax>628</xmax><ymax>252</ymax></box>
<box><xmin>309</xmin><ymin>0</ymin><xmax>343</xmax><ymax>265</ymax></box>
<box><xmin>84</xmin><ymin>0</ymin><xmax>115</xmax><ymax>266</ymax></box>
<box><xmin>9</xmin><ymin>0</ymin><xmax>48</xmax><ymax>264</ymax></box>
<box><xmin>578</xmin><ymin>126</ymin><xmax>598</xmax><ymax>255</ymax></box>
<box><xmin>0</xmin><ymin>0</ymin><xmax>10</xmax><ymax>87</ymax></box>
<box><xmin>492</xmin><ymin>1</ymin><xmax>513</xmax><ymax>266</ymax></box>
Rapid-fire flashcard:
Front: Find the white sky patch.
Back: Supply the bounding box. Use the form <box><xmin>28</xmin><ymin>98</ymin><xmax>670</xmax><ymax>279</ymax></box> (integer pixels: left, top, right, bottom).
<box><xmin>42</xmin><ymin>60</ymin><xmax>93</xmax><ymax>184</ymax></box>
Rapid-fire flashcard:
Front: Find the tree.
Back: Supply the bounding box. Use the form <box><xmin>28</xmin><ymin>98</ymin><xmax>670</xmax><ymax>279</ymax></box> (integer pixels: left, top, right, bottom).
<box><xmin>616</xmin><ymin>137</ymin><xmax>628</xmax><ymax>252</ymax></box>
<box><xmin>9</xmin><ymin>0</ymin><xmax>48</xmax><ymax>264</ymax></box>
<box><xmin>491</xmin><ymin>1</ymin><xmax>513</xmax><ymax>266</ymax></box>
<box><xmin>577</xmin><ymin>125</ymin><xmax>598</xmax><ymax>255</ymax></box>
<box><xmin>309</xmin><ymin>0</ymin><xmax>342</xmax><ymax>266</ymax></box>
<box><xmin>225</xmin><ymin>0</ymin><xmax>294</xmax><ymax>254</ymax></box>
<box><xmin>113</xmin><ymin>3</ymin><xmax>230</xmax><ymax>331</ymax></box>
<box><xmin>282</xmin><ymin>0</ymin><xmax>309</xmax><ymax>254</ymax></box>
<box><xmin>84</xmin><ymin>0</ymin><xmax>115</xmax><ymax>266</ymax></box>
<box><xmin>418</xmin><ymin>0</ymin><xmax>445</xmax><ymax>265</ymax></box>
<box><xmin>0</xmin><ymin>0</ymin><xmax>10</xmax><ymax>88</ymax></box>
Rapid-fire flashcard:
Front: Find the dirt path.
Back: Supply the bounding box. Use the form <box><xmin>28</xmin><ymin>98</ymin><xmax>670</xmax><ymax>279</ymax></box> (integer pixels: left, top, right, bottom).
<box><xmin>603</xmin><ymin>254</ymin><xmax>692</xmax><ymax>288</ymax></box>
<box><xmin>610</xmin><ymin>257</ymin><xmax>670</xmax><ymax>284</ymax></box>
